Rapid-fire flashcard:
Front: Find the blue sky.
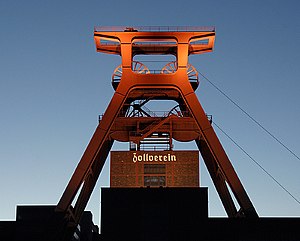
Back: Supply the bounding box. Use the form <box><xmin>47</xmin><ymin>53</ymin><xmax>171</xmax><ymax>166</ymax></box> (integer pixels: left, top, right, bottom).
<box><xmin>0</xmin><ymin>0</ymin><xmax>300</xmax><ymax>225</ymax></box>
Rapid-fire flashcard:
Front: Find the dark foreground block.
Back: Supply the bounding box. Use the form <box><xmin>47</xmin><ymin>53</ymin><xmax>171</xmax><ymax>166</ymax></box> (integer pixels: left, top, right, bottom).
<box><xmin>101</xmin><ymin>187</ymin><xmax>208</xmax><ymax>241</ymax></box>
<box><xmin>0</xmin><ymin>205</ymin><xmax>62</xmax><ymax>241</ymax></box>
<box><xmin>0</xmin><ymin>206</ymin><xmax>100</xmax><ymax>241</ymax></box>
<box><xmin>100</xmin><ymin>187</ymin><xmax>300</xmax><ymax>241</ymax></box>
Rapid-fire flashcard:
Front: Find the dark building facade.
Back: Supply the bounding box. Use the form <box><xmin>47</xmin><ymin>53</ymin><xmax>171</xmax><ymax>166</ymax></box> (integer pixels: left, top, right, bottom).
<box><xmin>100</xmin><ymin>187</ymin><xmax>300</xmax><ymax>241</ymax></box>
<box><xmin>0</xmin><ymin>206</ymin><xmax>101</xmax><ymax>241</ymax></box>
<box><xmin>101</xmin><ymin>187</ymin><xmax>208</xmax><ymax>241</ymax></box>
<box><xmin>110</xmin><ymin>150</ymin><xmax>199</xmax><ymax>187</ymax></box>
<box><xmin>101</xmin><ymin>150</ymin><xmax>300</xmax><ymax>241</ymax></box>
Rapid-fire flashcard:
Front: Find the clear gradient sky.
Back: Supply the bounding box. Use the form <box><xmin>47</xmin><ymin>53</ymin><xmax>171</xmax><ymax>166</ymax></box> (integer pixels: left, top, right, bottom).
<box><xmin>1</xmin><ymin>0</ymin><xmax>300</xmax><ymax>225</ymax></box>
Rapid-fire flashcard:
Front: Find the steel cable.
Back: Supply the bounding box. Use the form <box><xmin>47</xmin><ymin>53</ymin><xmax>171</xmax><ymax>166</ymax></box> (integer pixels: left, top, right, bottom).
<box><xmin>213</xmin><ymin>121</ymin><xmax>300</xmax><ymax>205</ymax></box>
<box><xmin>199</xmin><ymin>72</ymin><xmax>300</xmax><ymax>162</ymax></box>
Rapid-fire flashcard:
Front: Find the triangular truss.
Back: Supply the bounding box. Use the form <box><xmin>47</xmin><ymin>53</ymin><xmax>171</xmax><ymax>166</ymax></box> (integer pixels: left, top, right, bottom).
<box><xmin>54</xmin><ymin>26</ymin><xmax>258</xmax><ymax>239</ymax></box>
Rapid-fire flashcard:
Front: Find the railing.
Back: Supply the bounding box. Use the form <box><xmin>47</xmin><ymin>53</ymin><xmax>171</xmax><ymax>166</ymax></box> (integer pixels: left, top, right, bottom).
<box><xmin>94</xmin><ymin>26</ymin><xmax>215</xmax><ymax>32</ymax></box>
<box><xmin>139</xmin><ymin>145</ymin><xmax>171</xmax><ymax>151</ymax></box>
<box><xmin>117</xmin><ymin>110</ymin><xmax>192</xmax><ymax>118</ymax></box>
<box><xmin>112</xmin><ymin>69</ymin><xmax>189</xmax><ymax>75</ymax></box>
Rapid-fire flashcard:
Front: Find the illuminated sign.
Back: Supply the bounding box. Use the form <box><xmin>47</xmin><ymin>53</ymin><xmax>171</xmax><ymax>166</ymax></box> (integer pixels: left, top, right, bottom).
<box><xmin>132</xmin><ymin>152</ymin><xmax>176</xmax><ymax>163</ymax></box>
<box><xmin>110</xmin><ymin>150</ymin><xmax>199</xmax><ymax>187</ymax></box>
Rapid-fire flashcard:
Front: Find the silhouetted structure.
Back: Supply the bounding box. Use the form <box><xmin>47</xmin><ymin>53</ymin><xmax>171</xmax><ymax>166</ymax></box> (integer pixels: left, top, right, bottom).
<box><xmin>0</xmin><ymin>206</ymin><xmax>100</xmax><ymax>241</ymax></box>
<box><xmin>100</xmin><ymin>188</ymin><xmax>300</xmax><ymax>241</ymax></box>
<box><xmin>101</xmin><ymin>187</ymin><xmax>208</xmax><ymax>241</ymax></box>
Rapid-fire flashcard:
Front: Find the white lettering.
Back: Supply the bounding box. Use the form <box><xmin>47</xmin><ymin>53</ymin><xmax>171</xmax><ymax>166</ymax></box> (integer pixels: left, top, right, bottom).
<box><xmin>132</xmin><ymin>152</ymin><xmax>177</xmax><ymax>163</ymax></box>
<box><xmin>133</xmin><ymin>153</ymin><xmax>137</xmax><ymax>163</ymax></box>
<box><xmin>138</xmin><ymin>155</ymin><xmax>143</xmax><ymax>162</ymax></box>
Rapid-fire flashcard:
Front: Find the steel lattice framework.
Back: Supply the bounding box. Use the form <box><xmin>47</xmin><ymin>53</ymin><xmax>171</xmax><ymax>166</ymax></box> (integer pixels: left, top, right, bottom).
<box><xmin>52</xmin><ymin>26</ymin><xmax>258</xmax><ymax>240</ymax></box>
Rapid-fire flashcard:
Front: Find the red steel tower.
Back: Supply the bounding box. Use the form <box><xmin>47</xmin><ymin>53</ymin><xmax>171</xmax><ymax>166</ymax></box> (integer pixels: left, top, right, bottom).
<box><xmin>55</xmin><ymin>26</ymin><xmax>258</xmax><ymax>238</ymax></box>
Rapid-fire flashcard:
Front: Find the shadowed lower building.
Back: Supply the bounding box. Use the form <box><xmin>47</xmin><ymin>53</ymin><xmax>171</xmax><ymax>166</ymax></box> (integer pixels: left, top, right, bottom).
<box><xmin>100</xmin><ymin>187</ymin><xmax>300</xmax><ymax>241</ymax></box>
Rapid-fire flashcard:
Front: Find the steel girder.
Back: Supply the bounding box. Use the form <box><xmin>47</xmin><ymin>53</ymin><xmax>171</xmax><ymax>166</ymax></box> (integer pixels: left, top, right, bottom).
<box><xmin>53</xmin><ymin>27</ymin><xmax>257</xmax><ymax>241</ymax></box>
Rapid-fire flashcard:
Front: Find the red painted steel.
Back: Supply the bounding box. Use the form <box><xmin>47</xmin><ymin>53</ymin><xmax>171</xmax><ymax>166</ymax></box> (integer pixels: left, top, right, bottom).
<box><xmin>55</xmin><ymin>27</ymin><xmax>257</xmax><ymax>238</ymax></box>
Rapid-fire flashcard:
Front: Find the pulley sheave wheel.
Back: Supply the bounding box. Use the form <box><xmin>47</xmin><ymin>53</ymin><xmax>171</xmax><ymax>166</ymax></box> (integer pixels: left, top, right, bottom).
<box><xmin>161</xmin><ymin>61</ymin><xmax>199</xmax><ymax>90</ymax></box>
<box><xmin>112</xmin><ymin>61</ymin><xmax>150</xmax><ymax>90</ymax></box>
<box><xmin>167</xmin><ymin>104</ymin><xmax>183</xmax><ymax>117</ymax></box>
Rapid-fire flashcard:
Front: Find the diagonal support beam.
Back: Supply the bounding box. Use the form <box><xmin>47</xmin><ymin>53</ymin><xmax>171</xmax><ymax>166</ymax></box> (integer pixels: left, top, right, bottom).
<box><xmin>56</xmin><ymin>91</ymin><xmax>127</xmax><ymax>214</ymax></box>
<box><xmin>196</xmin><ymin>139</ymin><xmax>238</xmax><ymax>217</ymax></box>
<box><xmin>133</xmin><ymin>114</ymin><xmax>177</xmax><ymax>143</ymax></box>
<box><xmin>182</xmin><ymin>91</ymin><xmax>258</xmax><ymax>218</ymax></box>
